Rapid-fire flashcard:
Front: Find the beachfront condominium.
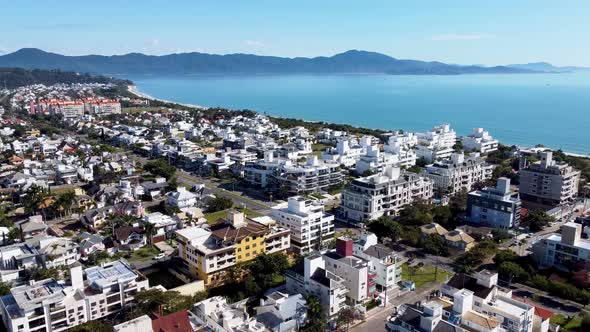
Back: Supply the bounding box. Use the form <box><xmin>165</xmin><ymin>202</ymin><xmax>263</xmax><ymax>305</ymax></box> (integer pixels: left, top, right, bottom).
<box><xmin>467</xmin><ymin>177</ymin><xmax>521</xmax><ymax>229</ymax></box>
<box><xmin>532</xmin><ymin>222</ymin><xmax>590</xmax><ymax>271</ymax></box>
<box><xmin>341</xmin><ymin>166</ymin><xmax>433</xmax><ymax>223</ymax></box>
<box><xmin>0</xmin><ymin>260</ymin><xmax>149</xmax><ymax>332</ymax></box>
<box><xmin>271</xmin><ymin>196</ymin><xmax>335</xmax><ymax>254</ymax></box>
<box><xmin>244</xmin><ymin>153</ymin><xmax>343</xmax><ymax>195</ymax></box>
<box><xmin>461</xmin><ymin>128</ymin><xmax>499</xmax><ymax>154</ymax></box>
<box><xmin>415</xmin><ymin>123</ymin><xmax>457</xmax><ymax>162</ymax></box>
<box><xmin>518</xmin><ymin>151</ymin><xmax>581</xmax><ymax>209</ymax></box>
<box><xmin>423</xmin><ymin>152</ymin><xmax>493</xmax><ymax>194</ymax></box>
<box><xmin>175</xmin><ymin>210</ymin><xmax>290</xmax><ymax>287</ymax></box>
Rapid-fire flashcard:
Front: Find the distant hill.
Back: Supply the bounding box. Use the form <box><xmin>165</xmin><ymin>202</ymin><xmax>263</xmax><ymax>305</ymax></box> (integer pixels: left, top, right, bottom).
<box><xmin>0</xmin><ymin>67</ymin><xmax>132</xmax><ymax>89</ymax></box>
<box><xmin>0</xmin><ymin>48</ymin><xmax>538</xmax><ymax>76</ymax></box>
<box><xmin>507</xmin><ymin>62</ymin><xmax>590</xmax><ymax>73</ymax></box>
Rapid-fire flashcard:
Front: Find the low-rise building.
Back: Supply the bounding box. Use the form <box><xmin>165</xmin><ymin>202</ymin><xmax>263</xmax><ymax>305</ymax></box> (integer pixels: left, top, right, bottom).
<box><xmin>166</xmin><ymin>187</ymin><xmax>198</xmax><ymax>209</ymax></box>
<box><xmin>271</xmin><ymin>196</ymin><xmax>335</xmax><ymax>254</ymax></box>
<box><xmin>532</xmin><ymin>222</ymin><xmax>590</xmax><ymax>270</ymax></box>
<box><xmin>341</xmin><ymin>166</ymin><xmax>433</xmax><ymax>223</ymax></box>
<box><xmin>420</xmin><ymin>223</ymin><xmax>475</xmax><ymax>253</ymax></box>
<box><xmin>194</xmin><ymin>296</ymin><xmax>266</xmax><ymax>332</ymax></box>
<box><xmin>441</xmin><ymin>270</ymin><xmax>534</xmax><ymax>332</ymax></box>
<box><xmin>143</xmin><ymin>212</ymin><xmax>181</xmax><ymax>243</ymax></box>
<box><xmin>254</xmin><ymin>291</ymin><xmax>307</xmax><ymax>332</ymax></box>
<box><xmin>176</xmin><ymin>211</ymin><xmax>290</xmax><ymax>286</ymax></box>
<box><xmin>467</xmin><ymin>177</ymin><xmax>521</xmax><ymax>229</ymax></box>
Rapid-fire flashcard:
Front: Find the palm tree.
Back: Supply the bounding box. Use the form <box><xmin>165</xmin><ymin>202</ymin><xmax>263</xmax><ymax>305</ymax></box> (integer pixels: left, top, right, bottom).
<box><xmin>144</xmin><ymin>223</ymin><xmax>155</xmax><ymax>244</ymax></box>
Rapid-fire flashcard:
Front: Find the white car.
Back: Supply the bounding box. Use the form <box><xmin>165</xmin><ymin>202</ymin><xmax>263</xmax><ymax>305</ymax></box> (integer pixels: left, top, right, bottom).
<box><xmin>154</xmin><ymin>253</ymin><xmax>166</xmax><ymax>260</ymax></box>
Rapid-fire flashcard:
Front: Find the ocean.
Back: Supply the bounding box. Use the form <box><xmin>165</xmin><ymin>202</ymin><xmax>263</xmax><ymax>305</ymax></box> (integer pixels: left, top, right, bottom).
<box><xmin>130</xmin><ymin>72</ymin><xmax>590</xmax><ymax>155</ymax></box>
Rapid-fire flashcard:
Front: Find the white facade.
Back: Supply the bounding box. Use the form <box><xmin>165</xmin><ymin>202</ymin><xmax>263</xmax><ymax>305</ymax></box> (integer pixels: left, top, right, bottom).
<box><xmin>194</xmin><ymin>296</ymin><xmax>266</xmax><ymax>332</ymax></box>
<box><xmin>352</xmin><ymin>232</ymin><xmax>402</xmax><ymax>290</ymax></box>
<box><xmin>532</xmin><ymin>222</ymin><xmax>590</xmax><ymax>270</ymax></box>
<box><xmin>461</xmin><ymin>128</ymin><xmax>499</xmax><ymax>154</ymax></box>
<box><xmin>0</xmin><ymin>261</ymin><xmax>149</xmax><ymax>332</ymax></box>
<box><xmin>166</xmin><ymin>187</ymin><xmax>198</xmax><ymax>209</ymax></box>
<box><xmin>415</xmin><ymin>123</ymin><xmax>457</xmax><ymax>162</ymax></box>
<box><xmin>424</xmin><ymin>153</ymin><xmax>493</xmax><ymax>194</ymax></box>
<box><xmin>519</xmin><ymin>151</ymin><xmax>581</xmax><ymax>208</ymax></box>
<box><xmin>342</xmin><ymin>166</ymin><xmax>433</xmax><ymax>222</ymax></box>
<box><xmin>271</xmin><ymin>196</ymin><xmax>335</xmax><ymax>254</ymax></box>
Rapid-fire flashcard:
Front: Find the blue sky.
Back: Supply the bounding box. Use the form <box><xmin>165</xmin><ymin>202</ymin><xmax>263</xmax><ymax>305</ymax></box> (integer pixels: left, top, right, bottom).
<box><xmin>2</xmin><ymin>1</ymin><xmax>589</xmax><ymax>66</ymax></box>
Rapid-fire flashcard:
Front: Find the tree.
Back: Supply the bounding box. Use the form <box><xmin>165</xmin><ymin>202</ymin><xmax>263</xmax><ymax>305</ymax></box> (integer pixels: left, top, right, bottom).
<box><xmin>398</xmin><ymin>200</ymin><xmax>433</xmax><ymax>226</ymax></box>
<box><xmin>498</xmin><ymin>261</ymin><xmax>529</xmax><ymax>284</ymax></box>
<box><xmin>66</xmin><ymin>320</ymin><xmax>111</xmax><ymax>332</ymax></box>
<box><xmin>525</xmin><ymin>210</ymin><xmax>555</xmax><ymax>232</ymax></box>
<box><xmin>23</xmin><ymin>185</ymin><xmax>50</xmax><ymax>215</ymax></box>
<box><xmin>493</xmin><ymin>249</ymin><xmax>518</xmax><ymax>265</ymax></box>
<box><xmin>303</xmin><ymin>296</ymin><xmax>327</xmax><ymax>332</ymax></box>
<box><xmin>367</xmin><ymin>217</ymin><xmax>402</xmax><ymax>240</ymax></box>
<box><xmin>491</xmin><ymin>229</ymin><xmax>512</xmax><ymax>243</ymax></box>
<box><xmin>337</xmin><ymin>307</ymin><xmax>360</xmax><ymax>331</ymax></box>
<box><xmin>144</xmin><ymin>159</ymin><xmax>176</xmax><ymax>179</ymax></box>
<box><xmin>207</xmin><ymin>196</ymin><xmax>233</xmax><ymax>213</ymax></box>
<box><xmin>0</xmin><ymin>281</ymin><xmax>12</xmax><ymax>296</ymax></box>
<box><xmin>420</xmin><ymin>234</ymin><xmax>449</xmax><ymax>256</ymax></box>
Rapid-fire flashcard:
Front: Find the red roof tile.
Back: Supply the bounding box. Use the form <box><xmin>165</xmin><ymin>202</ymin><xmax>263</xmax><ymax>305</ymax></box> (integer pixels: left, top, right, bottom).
<box><xmin>152</xmin><ymin>310</ymin><xmax>193</xmax><ymax>332</ymax></box>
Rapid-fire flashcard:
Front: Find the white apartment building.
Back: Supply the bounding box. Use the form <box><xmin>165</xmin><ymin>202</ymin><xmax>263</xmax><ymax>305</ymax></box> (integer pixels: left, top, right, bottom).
<box><xmin>0</xmin><ymin>260</ymin><xmax>149</xmax><ymax>332</ymax></box>
<box><xmin>271</xmin><ymin>196</ymin><xmax>335</xmax><ymax>254</ymax></box>
<box><xmin>467</xmin><ymin>178</ymin><xmax>522</xmax><ymax>229</ymax></box>
<box><xmin>166</xmin><ymin>187</ymin><xmax>198</xmax><ymax>209</ymax></box>
<box><xmin>321</xmin><ymin>138</ymin><xmax>365</xmax><ymax>167</ymax></box>
<box><xmin>143</xmin><ymin>212</ymin><xmax>181</xmax><ymax>243</ymax></box>
<box><xmin>384</xmin><ymin>132</ymin><xmax>418</xmax><ymax>167</ymax></box>
<box><xmin>341</xmin><ymin>166</ymin><xmax>433</xmax><ymax>223</ymax></box>
<box><xmin>461</xmin><ymin>128</ymin><xmax>499</xmax><ymax>154</ymax></box>
<box><xmin>424</xmin><ymin>152</ymin><xmax>493</xmax><ymax>194</ymax></box>
<box><xmin>245</xmin><ymin>153</ymin><xmax>343</xmax><ymax>195</ymax></box>
<box><xmin>518</xmin><ymin>151</ymin><xmax>581</xmax><ymax>209</ymax></box>
<box><xmin>194</xmin><ymin>296</ymin><xmax>266</xmax><ymax>332</ymax></box>
<box><xmin>442</xmin><ymin>270</ymin><xmax>534</xmax><ymax>332</ymax></box>
<box><xmin>285</xmin><ymin>253</ymin><xmax>348</xmax><ymax>317</ymax></box>
<box><xmin>415</xmin><ymin>123</ymin><xmax>457</xmax><ymax>162</ymax></box>
<box><xmin>532</xmin><ymin>222</ymin><xmax>590</xmax><ymax>270</ymax></box>
<box><xmin>37</xmin><ymin>237</ymin><xmax>80</xmax><ymax>269</ymax></box>
<box><xmin>352</xmin><ymin>232</ymin><xmax>402</xmax><ymax>290</ymax></box>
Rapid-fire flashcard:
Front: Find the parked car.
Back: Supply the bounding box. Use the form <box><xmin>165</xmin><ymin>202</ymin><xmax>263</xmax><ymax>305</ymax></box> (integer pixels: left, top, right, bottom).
<box><xmin>154</xmin><ymin>253</ymin><xmax>166</xmax><ymax>260</ymax></box>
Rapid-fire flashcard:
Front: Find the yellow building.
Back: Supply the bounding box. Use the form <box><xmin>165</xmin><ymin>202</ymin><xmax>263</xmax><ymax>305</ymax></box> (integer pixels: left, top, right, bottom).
<box><xmin>175</xmin><ymin>210</ymin><xmax>290</xmax><ymax>287</ymax></box>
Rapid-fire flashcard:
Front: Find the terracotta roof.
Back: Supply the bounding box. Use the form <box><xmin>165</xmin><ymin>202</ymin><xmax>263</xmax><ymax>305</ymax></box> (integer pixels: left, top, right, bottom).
<box><xmin>114</xmin><ymin>226</ymin><xmax>145</xmax><ymax>241</ymax></box>
<box><xmin>152</xmin><ymin>310</ymin><xmax>194</xmax><ymax>332</ymax></box>
<box><xmin>534</xmin><ymin>306</ymin><xmax>554</xmax><ymax>321</ymax></box>
<box><xmin>210</xmin><ymin>219</ymin><xmax>268</xmax><ymax>242</ymax></box>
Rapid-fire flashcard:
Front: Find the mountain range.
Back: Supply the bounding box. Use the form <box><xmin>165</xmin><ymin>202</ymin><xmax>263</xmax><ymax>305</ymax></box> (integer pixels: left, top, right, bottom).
<box><xmin>507</xmin><ymin>62</ymin><xmax>589</xmax><ymax>73</ymax></box>
<box><xmin>0</xmin><ymin>48</ymin><xmax>551</xmax><ymax>76</ymax></box>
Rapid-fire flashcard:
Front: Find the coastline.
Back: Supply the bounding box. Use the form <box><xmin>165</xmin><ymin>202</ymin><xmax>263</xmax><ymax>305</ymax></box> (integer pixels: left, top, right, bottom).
<box><xmin>124</xmin><ymin>85</ymin><xmax>589</xmax><ymax>158</ymax></box>
<box><xmin>127</xmin><ymin>85</ymin><xmax>207</xmax><ymax>110</ymax></box>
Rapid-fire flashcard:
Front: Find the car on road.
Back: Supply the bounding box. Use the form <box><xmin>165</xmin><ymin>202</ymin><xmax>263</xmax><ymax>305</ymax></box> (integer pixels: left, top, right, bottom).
<box><xmin>154</xmin><ymin>253</ymin><xmax>166</xmax><ymax>260</ymax></box>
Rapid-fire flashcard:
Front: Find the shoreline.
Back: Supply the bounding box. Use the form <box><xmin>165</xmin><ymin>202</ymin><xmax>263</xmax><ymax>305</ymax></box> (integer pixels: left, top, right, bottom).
<box><xmin>124</xmin><ymin>85</ymin><xmax>590</xmax><ymax>158</ymax></box>
<box><xmin>127</xmin><ymin>85</ymin><xmax>207</xmax><ymax>110</ymax></box>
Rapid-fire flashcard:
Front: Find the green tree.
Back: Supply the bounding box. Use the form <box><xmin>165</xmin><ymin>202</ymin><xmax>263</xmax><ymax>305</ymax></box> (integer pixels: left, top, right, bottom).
<box><xmin>0</xmin><ymin>281</ymin><xmax>12</xmax><ymax>296</ymax></box>
<box><xmin>303</xmin><ymin>296</ymin><xmax>327</xmax><ymax>332</ymax></box>
<box><xmin>337</xmin><ymin>307</ymin><xmax>359</xmax><ymax>332</ymax></box>
<box><xmin>525</xmin><ymin>210</ymin><xmax>555</xmax><ymax>232</ymax></box>
<box><xmin>367</xmin><ymin>217</ymin><xmax>402</xmax><ymax>240</ymax></box>
<box><xmin>144</xmin><ymin>159</ymin><xmax>176</xmax><ymax>179</ymax></box>
<box><xmin>498</xmin><ymin>261</ymin><xmax>529</xmax><ymax>284</ymax></box>
<box><xmin>66</xmin><ymin>320</ymin><xmax>111</xmax><ymax>332</ymax></box>
<box><xmin>207</xmin><ymin>196</ymin><xmax>233</xmax><ymax>212</ymax></box>
<box><xmin>420</xmin><ymin>234</ymin><xmax>449</xmax><ymax>256</ymax></box>
<box><xmin>493</xmin><ymin>249</ymin><xmax>518</xmax><ymax>265</ymax></box>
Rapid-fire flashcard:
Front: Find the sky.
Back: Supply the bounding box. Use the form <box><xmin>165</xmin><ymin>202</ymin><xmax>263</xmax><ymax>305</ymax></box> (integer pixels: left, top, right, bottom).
<box><xmin>2</xmin><ymin>1</ymin><xmax>589</xmax><ymax>66</ymax></box>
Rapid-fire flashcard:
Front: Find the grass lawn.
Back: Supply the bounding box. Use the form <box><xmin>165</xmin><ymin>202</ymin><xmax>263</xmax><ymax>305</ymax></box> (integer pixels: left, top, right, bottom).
<box><xmin>312</xmin><ymin>143</ymin><xmax>331</xmax><ymax>156</ymax></box>
<box><xmin>129</xmin><ymin>244</ymin><xmax>160</xmax><ymax>262</ymax></box>
<box><xmin>401</xmin><ymin>263</ymin><xmax>453</xmax><ymax>289</ymax></box>
<box><xmin>550</xmin><ymin>314</ymin><xmax>583</xmax><ymax>330</ymax></box>
<box><xmin>205</xmin><ymin>208</ymin><xmax>263</xmax><ymax>224</ymax></box>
